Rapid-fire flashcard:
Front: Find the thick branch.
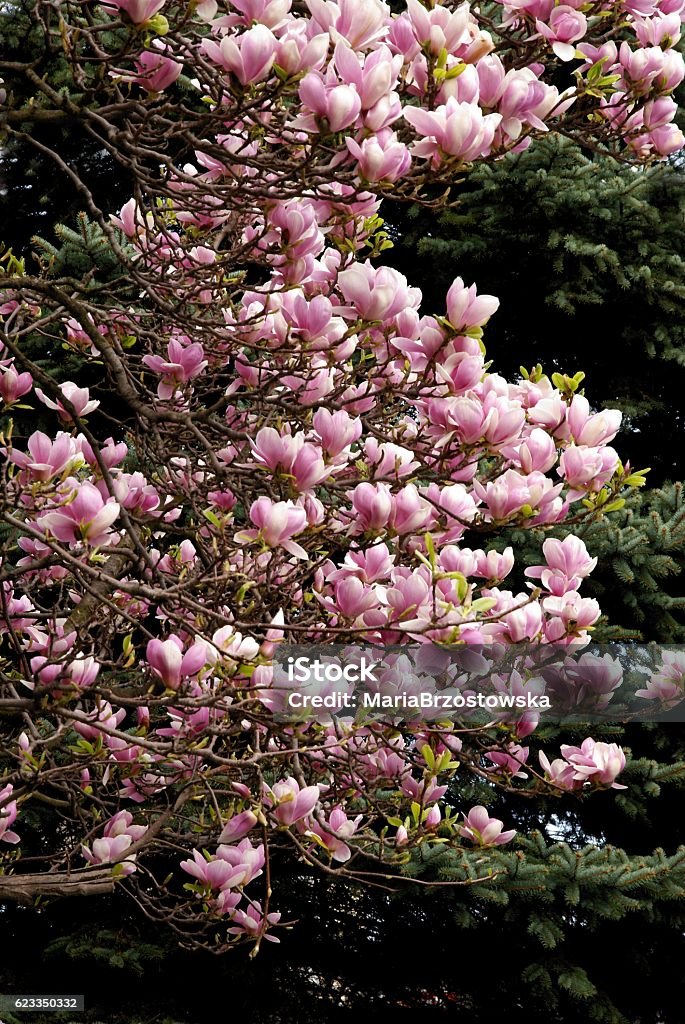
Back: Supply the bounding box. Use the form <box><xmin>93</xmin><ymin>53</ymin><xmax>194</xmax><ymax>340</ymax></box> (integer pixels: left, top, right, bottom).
<box><xmin>0</xmin><ymin>868</ymin><xmax>116</xmax><ymax>904</ymax></box>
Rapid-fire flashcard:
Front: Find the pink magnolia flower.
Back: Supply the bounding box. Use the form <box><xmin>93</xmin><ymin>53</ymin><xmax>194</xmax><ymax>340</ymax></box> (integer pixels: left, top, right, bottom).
<box><xmin>472</xmin><ymin>469</ymin><xmax>532</xmax><ymax>521</ymax></box>
<box><xmin>560</xmin><ymin>738</ymin><xmax>627</xmax><ymax>789</ymax></box>
<box><xmin>103</xmin><ymin>0</ymin><xmax>166</xmax><ymax>23</ymax></box>
<box><xmin>8</xmin><ymin>431</ymin><xmax>79</xmax><ymax>481</ymax></box>
<box><xmin>542</xmin><ymin>653</ymin><xmax>623</xmax><ymax>711</ymax></box>
<box><xmin>215</xmin><ymin>838</ymin><xmax>265</xmax><ymax>887</ymax></box>
<box><xmin>346</xmin><ymin>131</ymin><xmax>411</xmax><ymax>182</ymax></box>
<box><xmin>250</xmin><ymin>427</ymin><xmax>303</xmax><ymax>471</ymax></box>
<box><xmin>38</xmin><ymin>482</ymin><xmax>120</xmax><ymax>546</ymax></box>
<box><xmin>395</xmin><ymin>824</ymin><xmax>409</xmax><ymax>847</ymax></box>
<box><xmin>289</xmin><ymin>445</ymin><xmax>330</xmax><ymax>491</ymax></box>
<box><xmin>235</xmin><ymin>498</ymin><xmax>309</xmax><ymax>558</ymax></box>
<box><xmin>306</xmin><ymin>0</ymin><xmax>388</xmax><ymax>51</ymax></box>
<box><xmin>365</xmin><ymin>438</ymin><xmax>419</xmax><ymax>480</ymax></box>
<box><xmin>445</xmin><ymin>277</ymin><xmax>499</xmax><ymax>332</ymax></box>
<box><xmin>124</xmin><ymin>48</ymin><xmax>182</xmax><ymax>93</ymax></box>
<box><xmin>231</xmin><ymin>0</ymin><xmax>292</xmax><ymax>29</ymax></box>
<box><xmin>312</xmin><ymin>408</ymin><xmax>362</xmax><ymax>457</ymax></box>
<box><xmin>474</xmin><ymin>547</ymin><xmax>515</xmax><ymax>582</ymax></box>
<box><xmin>264</xmin><ymin>778</ymin><xmax>320</xmax><ymax>825</ymax></box>
<box><xmin>202</xmin><ymin>25</ymin><xmax>277</xmax><ymax>85</ymax></box>
<box><xmin>77</xmin><ymin>435</ymin><xmax>128</xmax><ymax>470</ymax></box>
<box><xmin>146</xmin><ymin>635</ymin><xmax>207</xmax><ymax>690</ymax></box>
<box><xmin>400</xmin><ymin>775</ymin><xmax>447</xmax><ymax>804</ymax></box>
<box><xmin>104</xmin><ymin>810</ymin><xmax>148</xmax><ymax>843</ymax></box>
<box><xmin>111</xmin><ymin>198</ymin><xmax>148</xmax><ymax>238</ymax></box>
<box><xmin>542</xmin><ymin>591</ymin><xmax>600</xmax><ymax>633</ymax></box>
<box><xmin>558</xmin><ymin>444</ymin><xmax>618</xmax><ymax>496</ymax></box>
<box><xmin>481</xmin><ymin>394</ymin><xmax>526</xmax><ymax>448</ymax></box>
<box><xmin>457</xmin><ymin>806</ymin><xmax>516</xmax><ymax>846</ymax></box>
<box><xmin>0</xmin><ymin>784</ymin><xmax>20</xmax><ymax>844</ymax></box>
<box><xmin>636</xmin><ymin>651</ymin><xmax>685</xmax><ymax>708</ymax></box>
<box><xmin>486</xmin><ymin>744</ymin><xmax>529</xmax><ymax>779</ymax></box>
<box><xmin>501</xmin><ymin>600</ymin><xmax>543</xmax><ymax>642</ymax></box>
<box><xmin>504</xmin><ymin>428</ymin><xmax>557</xmax><ymax>474</ymax></box>
<box><xmin>617</xmin><ymin>42</ymin><xmax>679</xmax><ymax>94</ymax></box>
<box><xmin>567</xmin><ymin>395</ymin><xmax>622</xmax><ymax>446</ymax></box>
<box><xmin>29</xmin><ymin>653</ymin><xmax>99</xmax><ymax>696</ymax></box>
<box><xmin>228</xmin><ymin>901</ymin><xmax>282</xmax><ymax>941</ymax></box>
<box><xmin>250</xmin><ymin>428</ymin><xmax>330</xmax><ymax>490</ymax></box>
<box><xmin>348</xmin><ymin>482</ymin><xmax>393</xmax><ymax>532</ymax></box>
<box><xmin>404</xmin><ymin>98</ymin><xmax>502</xmax><ymax>164</ymax></box>
<box><xmin>299</xmin><ymin>74</ymin><xmax>363</xmax><ymax>131</ymax></box>
<box><xmin>82</xmin><ymin>834</ymin><xmax>139</xmax><ymax>875</ymax></box>
<box><xmin>219</xmin><ymin>810</ymin><xmax>259</xmax><ymax>844</ymax></box>
<box><xmin>338</xmin><ymin>261</ymin><xmax>418</xmax><ymax>321</ymax></box>
<box><xmin>333</xmin><ymin>41</ymin><xmax>401</xmax><ymax>110</ymax></box>
<box><xmin>326</xmin><ymin>542</ymin><xmax>395</xmax><ymax>583</ymax></box>
<box><xmin>180</xmin><ymin>849</ymin><xmax>248</xmax><ymax>890</ymax></box>
<box><xmin>210</xmin><ymin>627</ymin><xmax>260</xmax><ymax>666</ymax></box>
<box><xmin>424</xmin><ymin>804</ymin><xmax>441</xmax><ymax>828</ymax></box>
<box><xmin>525</xmin><ymin>535</ymin><xmax>597</xmax><ymax>594</ymax></box>
<box><xmin>405</xmin><ymin>0</ymin><xmax>470</xmax><ymax>55</ymax></box>
<box><xmin>275</xmin><ymin>26</ymin><xmax>330</xmax><ymax>76</ymax></box>
<box><xmin>0</xmin><ymin>364</ymin><xmax>32</xmax><ymax>406</ymax></box>
<box><xmin>538</xmin><ymin>750</ymin><xmax>581</xmax><ymax>790</ymax></box>
<box><xmin>35</xmin><ymin>382</ymin><xmax>99</xmax><ymax>421</ymax></box>
<box><xmin>331</xmin><ymin>576</ymin><xmax>380</xmax><ymax>618</ymax></box>
<box><xmin>73</xmin><ymin>700</ymin><xmax>126</xmax><ymax>740</ymax></box>
<box><xmin>307</xmin><ymin>806</ymin><xmax>363</xmax><ymax>862</ymax></box>
<box><xmin>388</xmin><ymin>484</ymin><xmax>431</xmax><ymax>534</ymax></box>
<box><xmin>536</xmin><ymin>7</ymin><xmax>587</xmax><ymax>62</ymax></box>
<box><xmin>634</xmin><ymin>12</ymin><xmax>681</xmax><ymax>48</ymax></box>
<box><xmin>143</xmin><ymin>339</ymin><xmax>207</xmax><ymax>399</ymax></box>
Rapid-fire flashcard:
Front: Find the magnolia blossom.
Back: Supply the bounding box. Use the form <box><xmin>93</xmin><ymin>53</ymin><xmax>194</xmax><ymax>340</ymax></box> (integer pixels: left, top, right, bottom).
<box><xmin>82</xmin><ymin>814</ymin><xmax>147</xmax><ymax>875</ymax></box>
<box><xmin>35</xmin><ymin>382</ymin><xmax>100</xmax><ymax>421</ymax></box>
<box><xmin>103</xmin><ymin>0</ymin><xmax>166</xmax><ymax>22</ymax></box>
<box><xmin>635</xmin><ymin>651</ymin><xmax>685</xmax><ymax>707</ymax></box>
<box><xmin>457</xmin><ymin>806</ymin><xmax>516</xmax><ymax>847</ymax></box>
<box><xmin>525</xmin><ymin>535</ymin><xmax>597</xmax><ymax>594</ymax></box>
<box><xmin>299</xmin><ymin>75</ymin><xmax>363</xmax><ymax>130</ymax></box>
<box><xmin>405</xmin><ymin>0</ymin><xmax>470</xmax><ymax>55</ymax></box>
<box><xmin>535</xmin><ymin>7</ymin><xmax>587</xmax><ymax>62</ymax></box>
<box><xmin>307</xmin><ymin>806</ymin><xmax>363</xmax><ymax>862</ymax></box>
<box><xmin>445</xmin><ymin>277</ymin><xmax>499</xmax><ymax>332</ymax></box>
<box><xmin>404</xmin><ymin>99</ymin><xmax>502</xmax><ymax>164</ymax></box>
<box><xmin>559</xmin><ymin>739</ymin><xmax>627</xmax><ymax>789</ymax></box>
<box><xmin>346</xmin><ymin>131</ymin><xmax>411</xmax><ymax>182</ymax></box>
<box><xmin>228</xmin><ymin>901</ymin><xmax>282</xmax><ymax>941</ymax></box>
<box><xmin>146</xmin><ymin>636</ymin><xmax>207</xmax><ymax>690</ymax></box>
<box><xmin>0</xmin><ymin>364</ymin><xmax>32</xmax><ymax>406</ymax></box>
<box><xmin>181</xmin><ymin>838</ymin><xmax>265</xmax><ymax>889</ymax></box>
<box><xmin>264</xmin><ymin>778</ymin><xmax>320</xmax><ymax>825</ymax></box>
<box><xmin>121</xmin><ymin>48</ymin><xmax>182</xmax><ymax>92</ymax></box>
<box><xmin>338</xmin><ymin>262</ymin><xmax>418</xmax><ymax>320</ymax></box>
<box><xmin>538</xmin><ymin>750</ymin><xmax>581</xmax><ymax>790</ymax></box>
<box><xmin>9</xmin><ymin>431</ymin><xmax>80</xmax><ymax>481</ymax></box>
<box><xmin>143</xmin><ymin>339</ymin><xmax>208</xmax><ymax>399</ymax></box>
<box><xmin>235</xmin><ymin>497</ymin><xmax>309</xmax><ymax>558</ymax></box>
<box><xmin>38</xmin><ymin>483</ymin><xmax>120</xmax><ymax>546</ymax></box>
<box><xmin>0</xmin><ymin>784</ymin><xmax>20</xmax><ymax>844</ymax></box>
<box><xmin>202</xmin><ymin>25</ymin><xmax>277</xmax><ymax>85</ymax></box>
<box><xmin>219</xmin><ymin>810</ymin><xmax>259</xmax><ymax>844</ymax></box>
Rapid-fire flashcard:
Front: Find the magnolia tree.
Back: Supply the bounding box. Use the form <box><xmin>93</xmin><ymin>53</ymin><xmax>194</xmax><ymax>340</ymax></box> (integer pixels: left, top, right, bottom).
<box><xmin>0</xmin><ymin>0</ymin><xmax>680</xmax><ymax>951</ymax></box>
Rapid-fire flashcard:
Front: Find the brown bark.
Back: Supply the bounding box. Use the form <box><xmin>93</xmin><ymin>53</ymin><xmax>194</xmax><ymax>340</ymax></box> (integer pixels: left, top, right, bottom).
<box><xmin>0</xmin><ymin>868</ymin><xmax>116</xmax><ymax>904</ymax></box>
